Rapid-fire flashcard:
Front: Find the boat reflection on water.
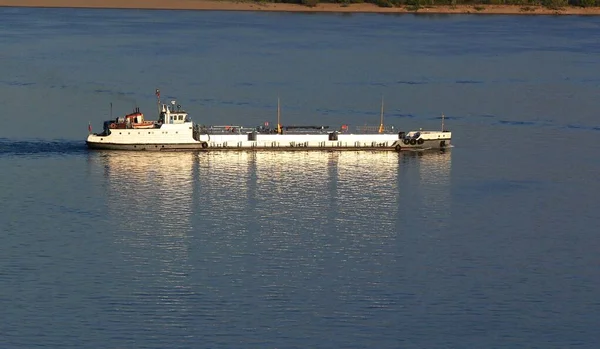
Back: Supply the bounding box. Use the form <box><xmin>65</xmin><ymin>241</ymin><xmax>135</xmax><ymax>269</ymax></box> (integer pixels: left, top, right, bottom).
<box><xmin>399</xmin><ymin>150</ymin><xmax>453</xmax><ymax>230</ymax></box>
<box><xmin>96</xmin><ymin>150</ymin><xmax>452</xmax><ymax>238</ymax></box>
<box><xmin>97</xmin><ymin>151</ymin><xmax>197</xmax><ymax>317</ymax></box>
<box><xmin>93</xmin><ymin>149</ymin><xmax>451</xmax><ymax>321</ymax></box>
<box><xmin>195</xmin><ymin>151</ymin><xmax>414</xmax><ymax>244</ymax></box>
<box><xmin>96</xmin><ymin>149</ymin><xmax>452</xmax><ymax>263</ymax></box>
<box><xmin>189</xmin><ymin>150</ymin><xmax>452</xmax><ymax>293</ymax></box>
<box><xmin>102</xmin><ymin>151</ymin><xmax>196</xmax><ymax>233</ymax></box>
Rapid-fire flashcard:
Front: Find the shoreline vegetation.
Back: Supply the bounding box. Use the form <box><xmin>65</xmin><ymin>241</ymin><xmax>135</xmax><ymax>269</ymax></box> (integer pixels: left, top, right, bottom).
<box><xmin>0</xmin><ymin>0</ymin><xmax>599</xmax><ymax>15</ymax></box>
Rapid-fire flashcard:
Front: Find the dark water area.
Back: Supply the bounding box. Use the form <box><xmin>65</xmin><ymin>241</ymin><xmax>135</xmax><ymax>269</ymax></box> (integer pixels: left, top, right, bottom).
<box><xmin>1</xmin><ymin>7</ymin><xmax>600</xmax><ymax>349</ymax></box>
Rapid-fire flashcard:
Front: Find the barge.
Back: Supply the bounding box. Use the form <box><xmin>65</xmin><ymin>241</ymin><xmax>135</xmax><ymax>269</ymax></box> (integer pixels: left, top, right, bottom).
<box><xmin>86</xmin><ymin>89</ymin><xmax>452</xmax><ymax>152</ymax></box>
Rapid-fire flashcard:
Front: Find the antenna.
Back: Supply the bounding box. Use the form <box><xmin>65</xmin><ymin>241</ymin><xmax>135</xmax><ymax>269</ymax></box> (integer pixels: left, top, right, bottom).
<box><xmin>110</xmin><ymin>102</ymin><xmax>113</xmax><ymax>119</ymax></box>
<box><xmin>378</xmin><ymin>95</ymin><xmax>385</xmax><ymax>134</ymax></box>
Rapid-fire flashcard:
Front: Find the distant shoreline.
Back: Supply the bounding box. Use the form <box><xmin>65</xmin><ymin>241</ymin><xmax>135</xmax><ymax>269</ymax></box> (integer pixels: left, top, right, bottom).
<box><xmin>1</xmin><ymin>0</ymin><xmax>599</xmax><ymax>15</ymax></box>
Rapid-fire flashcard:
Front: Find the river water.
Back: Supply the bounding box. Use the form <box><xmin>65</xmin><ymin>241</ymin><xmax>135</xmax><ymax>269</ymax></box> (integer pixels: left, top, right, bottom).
<box><xmin>1</xmin><ymin>7</ymin><xmax>599</xmax><ymax>349</ymax></box>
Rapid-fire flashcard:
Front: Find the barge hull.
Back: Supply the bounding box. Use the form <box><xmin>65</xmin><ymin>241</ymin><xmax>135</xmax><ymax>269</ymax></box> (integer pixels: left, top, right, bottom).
<box><xmin>86</xmin><ymin>139</ymin><xmax>450</xmax><ymax>151</ymax></box>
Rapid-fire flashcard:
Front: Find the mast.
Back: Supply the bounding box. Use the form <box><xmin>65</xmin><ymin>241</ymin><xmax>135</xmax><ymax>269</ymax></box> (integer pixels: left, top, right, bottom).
<box><xmin>441</xmin><ymin>113</ymin><xmax>445</xmax><ymax>131</ymax></box>
<box><xmin>156</xmin><ymin>89</ymin><xmax>161</xmax><ymax>115</ymax></box>
<box><xmin>277</xmin><ymin>97</ymin><xmax>282</xmax><ymax>135</ymax></box>
<box><xmin>378</xmin><ymin>96</ymin><xmax>385</xmax><ymax>134</ymax></box>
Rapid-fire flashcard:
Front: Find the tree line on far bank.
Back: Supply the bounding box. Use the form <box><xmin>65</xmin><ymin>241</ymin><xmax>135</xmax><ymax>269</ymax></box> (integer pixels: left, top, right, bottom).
<box><xmin>265</xmin><ymin>0</ymin><xmax>599</xmax><ymax>9</ymax></box>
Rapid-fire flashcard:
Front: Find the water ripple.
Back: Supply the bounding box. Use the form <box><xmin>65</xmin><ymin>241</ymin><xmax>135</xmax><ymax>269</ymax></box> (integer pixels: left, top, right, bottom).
<box><xmin>0</xmin><ymin>139</ymin><xmax>86</xmax><ymax>156</ymax></box>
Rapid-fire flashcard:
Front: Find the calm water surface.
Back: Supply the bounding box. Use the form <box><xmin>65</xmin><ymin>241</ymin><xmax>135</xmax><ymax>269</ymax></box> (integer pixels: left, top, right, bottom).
<box><xmin>1</xmin><ymin>7</ymin><xmax>599</xmax><ymax>349</ymax></box>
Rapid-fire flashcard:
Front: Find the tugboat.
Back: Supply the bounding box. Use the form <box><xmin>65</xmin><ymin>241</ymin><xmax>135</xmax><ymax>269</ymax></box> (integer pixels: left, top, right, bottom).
<box><xmin>86</xmin><ymin>89</ymin><xmax>452</xmax><ymax>151</ymax></box>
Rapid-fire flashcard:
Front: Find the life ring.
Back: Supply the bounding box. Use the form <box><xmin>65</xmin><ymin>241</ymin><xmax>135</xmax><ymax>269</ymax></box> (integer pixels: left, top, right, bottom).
<box><xmin>409</xmin><ymin>139</ymin><xmax>417</xmax><ymax>145</ymax></box>
<box><xmin>403</xmin><ymin>139</ymin><xmax>410</xmax><ymax>145</ymax></box>
<box><xmin>395</xmin><ymin>144</ymin><xmax>402</xmax><ymax>152</ymax></box>
<box><xmin>201</xmin><ymin>142</ymin><xmax>208</xmax><ymax>149</ymax></box>
<box><xmin>109</xmin><ymin>123</ymin><xmax>116</xmax><ymax>129</ymax></box>
<box><xmin>417</xmin><ymin>138</ymin><xmax>424</xmax><ymax>145</ymax></box>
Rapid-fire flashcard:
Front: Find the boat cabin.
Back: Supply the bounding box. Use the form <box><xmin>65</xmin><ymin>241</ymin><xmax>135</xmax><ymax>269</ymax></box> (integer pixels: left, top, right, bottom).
<box><xmin>104</xmin><ymin>107</ymin><xmax>156</xmax><ymax>130</ymax></box>
<box><xmin>124</xmin><ymin>109</ymin><xmax>144</xmax><ymax>124</ymax></box>
<box><xmin>158</xmin><ymin>101</ymin><xmax>191</xmax><ymax>124</ymax></box>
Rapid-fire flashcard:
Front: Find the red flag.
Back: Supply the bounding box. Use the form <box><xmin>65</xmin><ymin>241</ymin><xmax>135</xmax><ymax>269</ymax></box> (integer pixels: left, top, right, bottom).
<box><xmin>155</xmin><ymin>89</ymin><xmax>160</xmax><ymax>98</ymax></box>
<box><xmin>88</xmin><ymin>122</ymin><xmax>92</xmax><ymax>134</ymax></box>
